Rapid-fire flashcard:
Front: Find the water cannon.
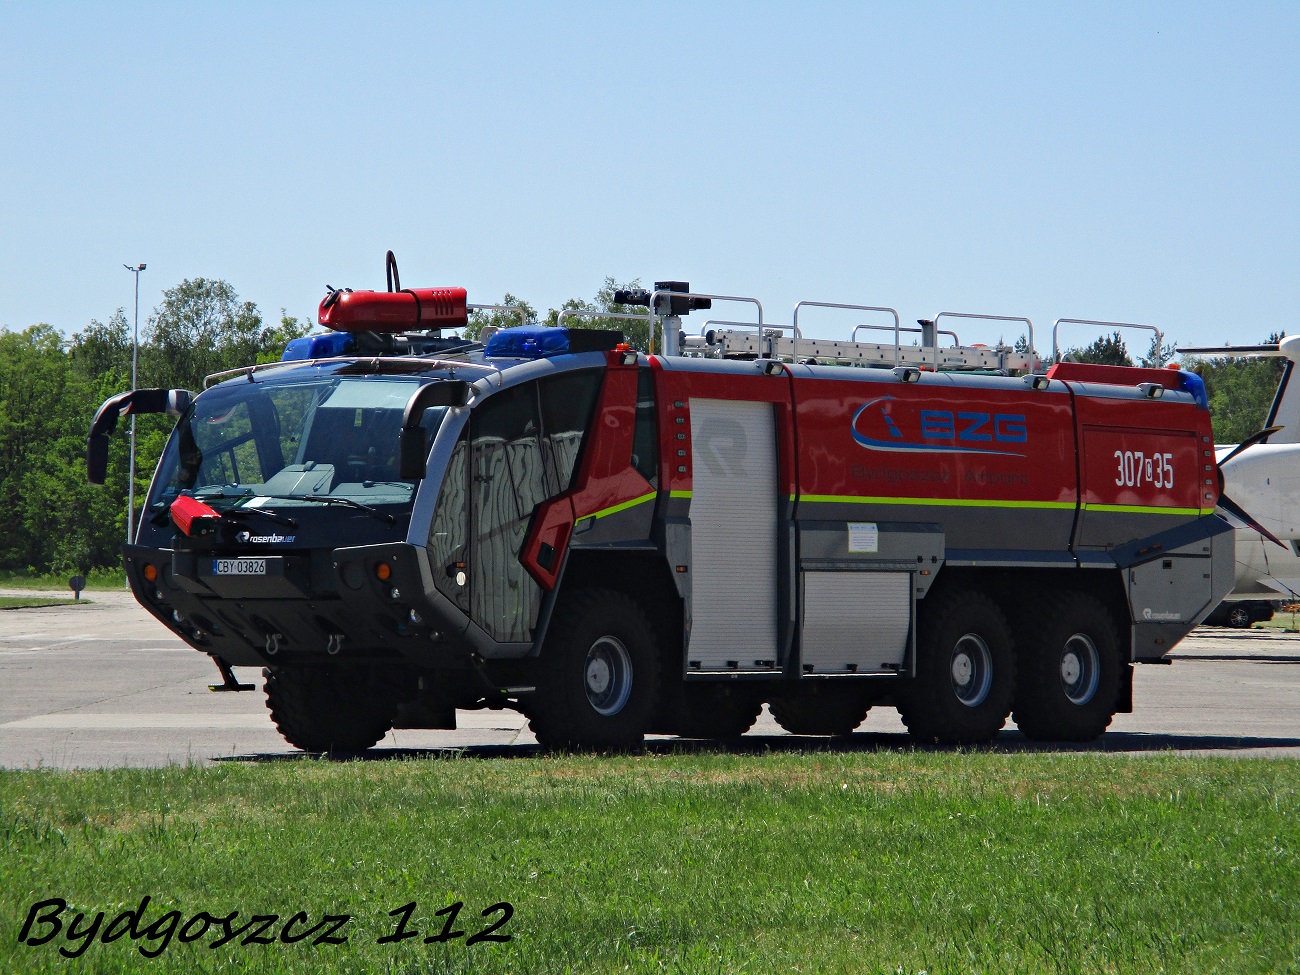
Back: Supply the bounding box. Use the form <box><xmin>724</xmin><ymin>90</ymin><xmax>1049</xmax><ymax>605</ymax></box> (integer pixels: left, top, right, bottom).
<box><xmin>614</xmin><ymin>281</ymin><xmax>712</xmax><ymax>316</ymax></box>
<box><xmin>317</xmin><ymin>250</ymin><xmax>469</xmax><ymax>334</ymax></box>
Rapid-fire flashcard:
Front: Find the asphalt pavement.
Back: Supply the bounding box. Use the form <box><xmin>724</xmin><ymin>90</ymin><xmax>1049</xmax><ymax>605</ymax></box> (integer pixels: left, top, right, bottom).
<box><xmin>2</xmin><ymin>588</ymin><xmax>1298</xmax><ymax>768</ymax></box>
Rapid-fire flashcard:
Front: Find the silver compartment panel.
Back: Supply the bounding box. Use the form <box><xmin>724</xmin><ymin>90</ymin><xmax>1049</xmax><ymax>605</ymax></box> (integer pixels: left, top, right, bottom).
<box><xmin>800</xmin><ymin>571</ymin><xmax>910</xmax><ymax>674</ymax></box>
<box><xmin>687</xmin><ymin>399</ymin><xmax>778</xmax><ymax>671</ymax></box>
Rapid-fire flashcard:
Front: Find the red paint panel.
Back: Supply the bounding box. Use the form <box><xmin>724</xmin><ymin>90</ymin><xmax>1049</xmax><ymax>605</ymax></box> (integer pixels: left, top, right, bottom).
<box><xmin>1079</xmin><ymin>427</ymin><xmax>1204</xmax><ymax>511</ymax></box>
<box><xmin>1047</xmin><ymin>362</ymin><xmax>1188</xmax><ymax>391</ymax></box>
<box><xmin>791</xmin><ymin>378</ymin><xmax>1078</xmax><ymax>505</ymax></box>
<box><xmin>649</xmin><ymin>361</ymin><xmax>797</xmax><ymax>500</ymax></box>
<box><xmin>520</xmin><ymin>354</ymin><xmax>654</xmax><ymax>590</ymax></box>
<box><xmin>1071</xmin><ymin>395</ymin><xmax>1215</xmax><ymax>512</ymax></box>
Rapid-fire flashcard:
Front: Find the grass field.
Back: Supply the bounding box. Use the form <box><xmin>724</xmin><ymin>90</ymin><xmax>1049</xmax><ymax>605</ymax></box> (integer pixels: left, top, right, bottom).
<box><xmin>0</xmin><ymin>596</ymin><xmax>88</xmax><ymax>610</ymax></box>
<box><xmin>0</xmin><ymin>567</ymin><xmax>126</xmax><ymax>591</ymax></box>
<box><xmin>3</xmin><ymin>753</ymin><xmax>1297</xmax><ymax>974</ymax></box>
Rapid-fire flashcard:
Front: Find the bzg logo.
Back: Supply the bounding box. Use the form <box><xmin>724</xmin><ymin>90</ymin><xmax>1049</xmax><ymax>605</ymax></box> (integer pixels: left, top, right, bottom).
<box><xmin>851</xmin><ymin>396</ymin><xmax>1027</xmax><ymax>457</ymax></box>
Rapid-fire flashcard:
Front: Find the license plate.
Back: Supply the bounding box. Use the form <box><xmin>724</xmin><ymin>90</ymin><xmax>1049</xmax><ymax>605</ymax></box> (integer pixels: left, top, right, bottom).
<box><xmin>212</xmin><ymin>558</ymin><xmax>267</xmax><ymax>576</ymax></box>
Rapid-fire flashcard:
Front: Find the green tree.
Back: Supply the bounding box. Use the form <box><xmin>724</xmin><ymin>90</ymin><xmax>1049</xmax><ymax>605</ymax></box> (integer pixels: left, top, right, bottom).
<box><xmin>543</xmin><ymin>277</ymin><xmax>654</xmax><ymax>351</ymax></box>
<box><xmin>1190</xmin><ymin>332</ymin><xmax>1287</xmax><ymax>444</ymax></box>
<box><xmin>1139</xmin><ymin>332</ymin><xmax>1178</xmax><ymax>368</ymax></box>
<box><xmin>256</xmin><ymin>310</ymin><xmax>315</xmax><ymax>365</ymax></box>
<box><xmin>463</xmin><ymin>293</ymin><xmax>537</xmax><ymax>341</ymax></box>
<box><xmin>69</xmin><ymin>309</ymin><xmax>133</xmax><ymax>381</ymax></box>
<box><xmin>1067</xmin><ymin>331</ymin><xmax>1133</xmax><ymax>366</ymax></box>
<box><xmin>0</xmin><ymin>325</ymin><xmax>131</xmax><ymax>573</ymax></box>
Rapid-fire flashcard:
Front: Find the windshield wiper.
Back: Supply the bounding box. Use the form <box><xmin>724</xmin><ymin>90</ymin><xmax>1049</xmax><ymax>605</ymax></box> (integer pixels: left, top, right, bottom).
<box><xmin>262</xmin><ymin>494</ymin><xmax>396</xmax><ymax>525</ymax></box>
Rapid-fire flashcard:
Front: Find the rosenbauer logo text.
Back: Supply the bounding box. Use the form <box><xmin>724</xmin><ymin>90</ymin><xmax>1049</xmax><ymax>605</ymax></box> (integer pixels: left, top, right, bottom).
<box><xmin>850</xmin><ymin>396</ymin><xmax>1027</xmax><ymax>457</ymax></box>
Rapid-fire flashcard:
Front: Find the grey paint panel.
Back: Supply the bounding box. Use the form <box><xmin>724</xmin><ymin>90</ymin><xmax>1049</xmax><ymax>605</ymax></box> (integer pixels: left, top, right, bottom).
<box><xmin>794</xmin><ymin>500</ymin><xmax>1074</xmax><ymax>553</ymax></box>
<box><xmin>687</xmin><ymin>399</ymin><xmax>778</xmax><ymax>671</ymax></box>
<box><xmin>800</xmin><ymin>572</ymin><xmax>910</xmax><ymax>674</ymax></box>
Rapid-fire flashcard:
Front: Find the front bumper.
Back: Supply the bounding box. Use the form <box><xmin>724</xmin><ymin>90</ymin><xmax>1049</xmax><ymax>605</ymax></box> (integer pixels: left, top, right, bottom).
<box><xmin>124</xmin><ymin>542</ymin><xmax>468</xmax><ymax>668</ymax></box>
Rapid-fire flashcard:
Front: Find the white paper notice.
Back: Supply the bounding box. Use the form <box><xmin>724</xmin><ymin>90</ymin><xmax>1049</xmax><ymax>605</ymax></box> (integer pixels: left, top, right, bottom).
<box><xmin>848</xmin><ymin>522</ymin><xmax>879</xmax><ymax>553</ymax></box>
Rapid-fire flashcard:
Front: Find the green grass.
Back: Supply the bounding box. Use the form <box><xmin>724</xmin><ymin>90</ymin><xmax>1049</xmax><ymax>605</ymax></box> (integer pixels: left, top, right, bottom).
<box><xmin>0</xmin><ymin>596</ymin><xmax>88</xmax><ymax>609</ymax></box>
<box><xmin>1256</xmin><ymin>615</ymin><xmax>1300</xmax><ymax>632</ymax></box>
<box><xmin>2</xmin><ymin>753</ymin><xmax>1298</xmax><ymax>974</ymax></box>
<box><xmin>0</xmin><ymin>566</ymin><xmax>126</xmax><ymax>591</ymax></box>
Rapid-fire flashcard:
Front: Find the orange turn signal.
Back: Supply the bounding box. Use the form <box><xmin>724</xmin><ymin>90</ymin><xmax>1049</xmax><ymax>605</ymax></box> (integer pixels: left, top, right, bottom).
<box><xmin>142</xmin><ymin>563</ymin><xmax>158</xmax><ymax>582</ymax></box>
<box><xmin>375</xmin><ymin>562</ymin><xmax>392</xmax><ymax>581</ymax></box>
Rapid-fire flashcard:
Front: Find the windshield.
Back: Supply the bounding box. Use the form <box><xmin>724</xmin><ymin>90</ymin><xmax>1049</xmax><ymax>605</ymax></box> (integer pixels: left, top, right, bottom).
<box><xmin>147</xmin><ymin>374</ymin><xmax>445</xmax><ymax>516</ymax></box>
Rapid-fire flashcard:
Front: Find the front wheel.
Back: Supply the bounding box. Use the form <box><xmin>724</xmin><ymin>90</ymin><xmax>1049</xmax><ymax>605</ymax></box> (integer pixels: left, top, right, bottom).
<box><xmin>529</xmin><ymin>589</ymin><xmax>661</xmax><ymax>751</ymax></box>
<box><xmin>1012</xmin><ymin>593</ymin><xmax>1121</xmax><ymax>742</ymax></box>
<box><xmin>263</xmin><ymin>664</ymin><xmax>396</xmax><ymax>753</ymax></box>
<box><xmin>1227</xmin><ymin>606</ymin><xmax>1252</xmax><ymax>629</ymax></box>
<box><xmin>896</xmin><ymin>588</ymin><xmax>1015</xmax><ymax>745</ymax></box>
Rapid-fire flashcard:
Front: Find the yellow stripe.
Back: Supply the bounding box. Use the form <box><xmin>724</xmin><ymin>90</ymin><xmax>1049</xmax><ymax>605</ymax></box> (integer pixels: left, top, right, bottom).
<box><xmin>581</xmin><ymin>492</ymin><xmax>656</xmax><ymax>521</ymax></box>
<box><xmin>794</xmin><ymin>494</ymin><xmax>1213</xmax><ymax>517</ymax></box>
<box><xmin>1082</xmin><ymin>502</ymin><xmax>1204</xmax><ymax>517</ymax></box>
<box><xmin>795</xmin><ymin>494</ymin><xmax>1076</xmax><ymax>511</ymax></box>
<box><xmin>668</xmin><ymin>489</ymin><xmax>692</xmax><ymax>499</ymax></box>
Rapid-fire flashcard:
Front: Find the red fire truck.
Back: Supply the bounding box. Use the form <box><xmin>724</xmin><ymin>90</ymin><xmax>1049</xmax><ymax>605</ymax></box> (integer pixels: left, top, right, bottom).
<box><xmin>88</xmin><ymin>272</ymin><xmax>1235</xmax><ymax>752</ymax></box>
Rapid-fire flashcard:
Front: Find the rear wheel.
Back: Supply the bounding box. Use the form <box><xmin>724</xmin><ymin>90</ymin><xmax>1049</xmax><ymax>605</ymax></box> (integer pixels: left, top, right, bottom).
<box><xmin>896</xmin><ymin>588</ymin><xmax>1015</xmax><ymax>745</ymax></box>
<box><xmin>769</xmin><ymin>683</ymin><xmax>871</xmax><ymax>736</ymax></box>
<box><xmin>529</xmin><ymin>589</ymin><xmax>660</xmax><ymax>751</ymax></box>
<box><xmin>1012</xmin><ymin>592</ymin><xmax>1121</xmax><ymax>742</ymax></box>
<box><xmin>263</xmin><ymin>664</ymin><xmax>396</xmax><ymax>753</ymax></box>
<box><xmin>1227</xmin><ymin>606</ymin><xmax>1252</xmax><ymax>629</ymax></box>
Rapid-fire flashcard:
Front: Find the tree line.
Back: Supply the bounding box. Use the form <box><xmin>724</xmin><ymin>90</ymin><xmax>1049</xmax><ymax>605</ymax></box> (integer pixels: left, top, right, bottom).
<box><xmin>0</xmin><ymin>279</ymin><xmax>1287</xmax><ymax>576</ymax></box>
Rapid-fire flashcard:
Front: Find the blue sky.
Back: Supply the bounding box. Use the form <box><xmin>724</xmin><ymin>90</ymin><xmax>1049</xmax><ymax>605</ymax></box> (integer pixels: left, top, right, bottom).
<box><xmin>1</xmin><ymin>1</ymin><xmax>1297</xmax><ymax>355</ymax></box>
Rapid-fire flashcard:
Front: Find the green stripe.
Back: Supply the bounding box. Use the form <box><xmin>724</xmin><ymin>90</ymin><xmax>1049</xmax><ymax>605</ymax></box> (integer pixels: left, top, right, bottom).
<box><xmin>668</xmin><ymin>490</ymin><xmax>692</xmax><ymax>499</ymax></box>
<box><xmin>795</xmin><ymin>494</ymin><xmax>1076</xmax><ymax>511</ymax></box>
<box><xmin>581</xmin><ymin>492</ymin><xmax>656</xmax><ymax>521</ymax></box>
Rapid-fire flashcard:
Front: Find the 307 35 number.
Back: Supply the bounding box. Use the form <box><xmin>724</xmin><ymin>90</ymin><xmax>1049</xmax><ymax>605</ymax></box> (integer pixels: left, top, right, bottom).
<box><xmin>1114</xmin><ymin>450</ymin><xmax>1174</xmax><ymax>489</ymax></box>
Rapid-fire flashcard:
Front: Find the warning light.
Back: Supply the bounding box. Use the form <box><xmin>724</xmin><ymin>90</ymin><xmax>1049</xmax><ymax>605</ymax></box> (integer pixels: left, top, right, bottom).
<box><xmin>375</xmin><ymin>562</ymin><xmax>392</xmax><ymax>581</ymax></box>
<box><xmin>142</xmin><ymin>563</ymin><xmax>158</xmax><ymax>582</ymax></box>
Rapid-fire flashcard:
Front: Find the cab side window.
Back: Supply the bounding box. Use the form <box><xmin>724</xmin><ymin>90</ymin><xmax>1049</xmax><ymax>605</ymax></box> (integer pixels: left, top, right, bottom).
<box><xmin>469</xmin><ymin>383</ymin><xmax>546</xmax><ymax>642</ymax></box>
<box><xmin>538</xmin><ymin>370</ymin><xmax>603</xmax><ymax>495</ymax></box>
<box><xmin>631</xmin><ymin>368</ymin><xmax>658</xmax><ymax>486</ymax></box>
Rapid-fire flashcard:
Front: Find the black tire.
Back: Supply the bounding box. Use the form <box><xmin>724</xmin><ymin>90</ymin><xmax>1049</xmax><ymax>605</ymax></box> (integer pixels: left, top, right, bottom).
<box><xmin>529</xmin><ymin>589</ymin><xmax>660</xmax><ymax>751</ymax></box>
<box><xmin>769</xmin><ymin>683</ymin><xmax>871</xmax><ymax>736</ymax></box>
<box><xmin>671</xmin><ymin>684</ymin><xmax>763</xmax><ymax>740</ymax></box>
<box><xmin>896</xmin><ymin>588</ymin><xmax>1015</xmax><ymax>745</ymax></box>
<box><xmin>1227</xmin><ymin>606</ymin><xmax>1252</xmax><ymax>629</ymax></box>
<box><xmin>263</xmin><ymin>665</ymin><xmax>396</xmax><ymax>753</ymax></box>
<box><xmin>1012</xmin><ymin>592</ymin><xmax>1122</xmax><ymax>742</ymax></box>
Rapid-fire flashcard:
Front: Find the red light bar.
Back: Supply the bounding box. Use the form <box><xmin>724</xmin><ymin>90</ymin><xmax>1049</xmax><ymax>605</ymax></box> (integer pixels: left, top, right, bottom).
<box><xmin>170</xmin><ymin>495</ymin><xmax>221</xmax><ymax>537</ymax></box>
<box><xmin>318</xmin><ymin>287</ymin><xmax>469</xmax><ymax>333</ymax></box>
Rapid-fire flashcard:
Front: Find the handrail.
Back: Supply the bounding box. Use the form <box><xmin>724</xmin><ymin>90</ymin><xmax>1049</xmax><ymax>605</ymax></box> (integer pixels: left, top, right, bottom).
<box><xmin>467</xmin><ymin>304</ymin><xmax>530</xmax><ymax>326</ymax></box>
<box><xmin>933</xmin><ymin>312</ymin><xmax>1036</xmax><ymax>368</ymax></box>
<box><xmin>794</xmin><ymin>301</ymin><xmax>902</xmax><ymax>363</ymax></box>
<box><xmin>203</xmin><ymin>355</ymin><xmax>501</xmax><ymax>389</ymax></box>
<box><xmin>1052</xmin><ymin>318</ymin><xmax>1162</xmax><ymax>364</ymax></box>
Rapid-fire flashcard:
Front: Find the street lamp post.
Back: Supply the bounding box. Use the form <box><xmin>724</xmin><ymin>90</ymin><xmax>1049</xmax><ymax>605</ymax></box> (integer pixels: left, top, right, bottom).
<box><xmin>123</xmin><ymin>263</ymin><xmax>146</xmax><ymax>545</ymax></box>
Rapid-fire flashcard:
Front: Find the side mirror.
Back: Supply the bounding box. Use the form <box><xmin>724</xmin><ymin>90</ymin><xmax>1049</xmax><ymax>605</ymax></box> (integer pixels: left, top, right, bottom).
<box><xmin>399</xmin><ymin>380</ymin><xmax>471</xmax><ymax>480</ymax></box>
<box><xmin>86</xmin><ymin>388</ymin><xmax>194</xmax><ymax>485</ymax></box>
